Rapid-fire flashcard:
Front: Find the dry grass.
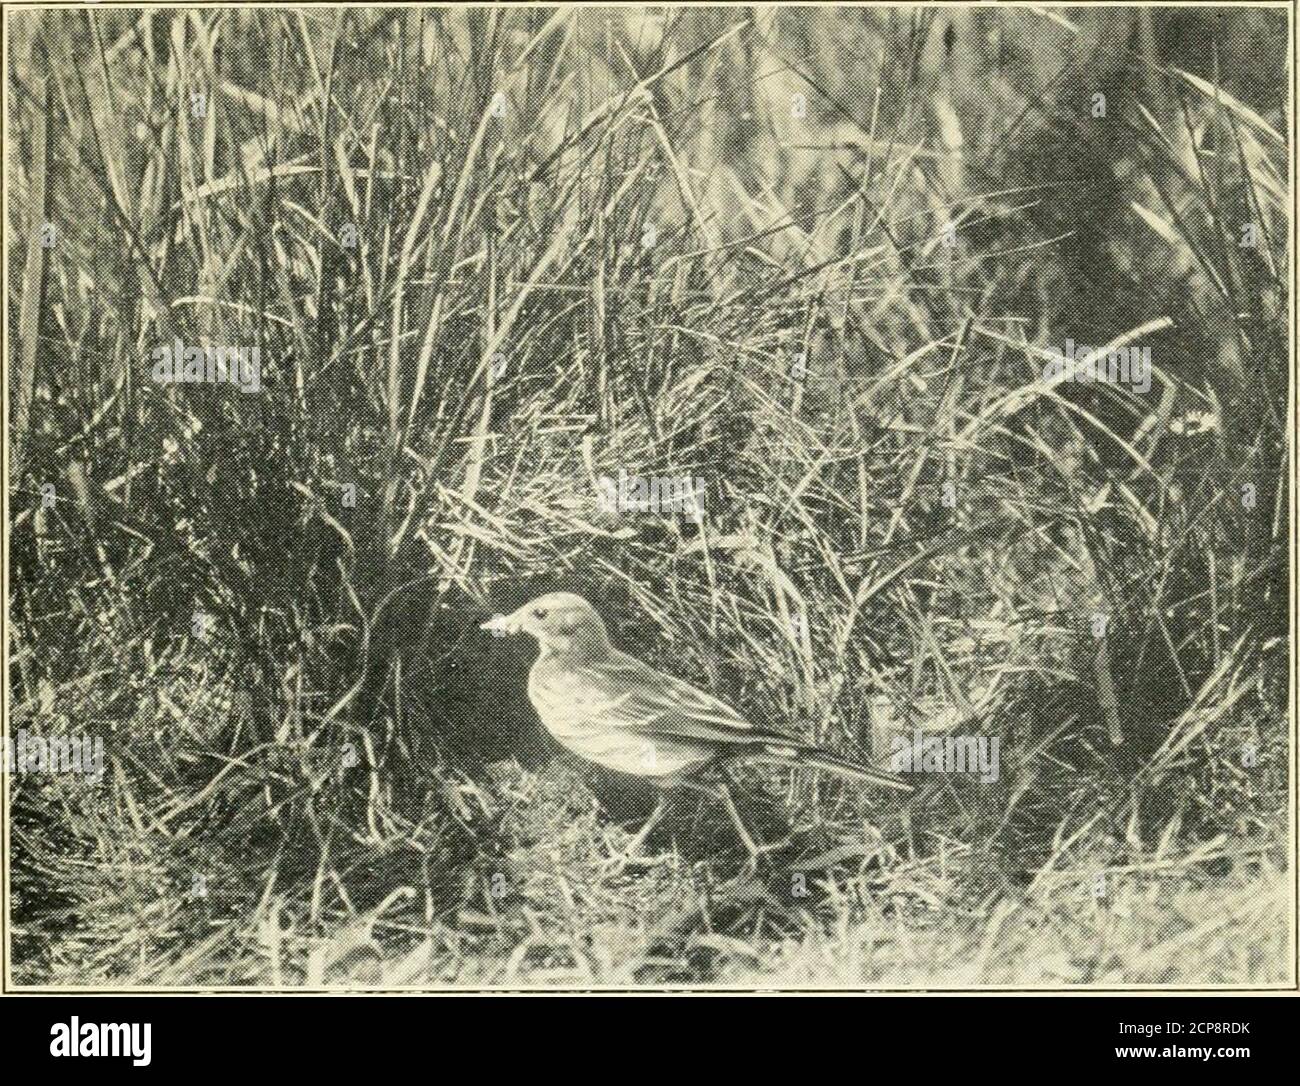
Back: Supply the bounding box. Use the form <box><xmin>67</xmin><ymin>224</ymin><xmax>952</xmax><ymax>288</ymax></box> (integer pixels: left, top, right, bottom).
<box><xmin>7</xmin><ymin>6</ymin><xmax>1290</xmax><ymax>988</ymax></box>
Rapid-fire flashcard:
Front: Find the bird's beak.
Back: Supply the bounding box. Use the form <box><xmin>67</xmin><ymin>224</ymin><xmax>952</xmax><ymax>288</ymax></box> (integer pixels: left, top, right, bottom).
<box><xmin>481</xmin><ymin>612</ymin><xmax>520</xmax><ymax>635</ymax></box>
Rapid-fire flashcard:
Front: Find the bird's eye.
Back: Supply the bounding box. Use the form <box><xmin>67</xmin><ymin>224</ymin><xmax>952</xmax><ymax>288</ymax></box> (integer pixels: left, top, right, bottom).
<box><xmin>532</xmin><ymin>608</ymin><xmax>548</xmax><ymax>620</ymax></box>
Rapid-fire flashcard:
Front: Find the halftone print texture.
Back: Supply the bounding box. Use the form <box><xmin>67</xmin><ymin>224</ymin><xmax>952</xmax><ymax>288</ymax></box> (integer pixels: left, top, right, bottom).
<box><xmin>4</xmin><ymin>5</ymin><xmax>1291</xmax><ymax>990</ymax></box>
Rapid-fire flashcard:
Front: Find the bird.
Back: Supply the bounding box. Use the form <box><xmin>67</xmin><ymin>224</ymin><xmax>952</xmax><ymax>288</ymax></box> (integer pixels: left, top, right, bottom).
<box><xmin>481</xmin><ymin>591</ymin><xmax>912</xmax><ymax>867</ymax></box>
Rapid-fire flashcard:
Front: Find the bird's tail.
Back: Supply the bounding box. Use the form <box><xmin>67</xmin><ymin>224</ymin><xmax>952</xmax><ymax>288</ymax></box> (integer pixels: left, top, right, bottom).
<box><xmin>755</xmin><ymin>741</ymin><xmax>913</xmax><ymax>793</ymax></box>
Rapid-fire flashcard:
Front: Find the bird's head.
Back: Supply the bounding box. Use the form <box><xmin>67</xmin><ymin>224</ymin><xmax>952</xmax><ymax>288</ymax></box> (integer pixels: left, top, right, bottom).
<box><xmin>481</xmin><ymin>592</ymin><xmax>612</xmax><ymax>658</ymax></box>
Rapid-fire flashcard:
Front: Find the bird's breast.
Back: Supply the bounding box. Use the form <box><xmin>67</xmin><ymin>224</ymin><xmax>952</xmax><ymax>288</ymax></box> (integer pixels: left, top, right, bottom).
<box><xmin>526</xmin><ymin>659</ymin><xmax>711</xmax><ymax>779</ymax></box>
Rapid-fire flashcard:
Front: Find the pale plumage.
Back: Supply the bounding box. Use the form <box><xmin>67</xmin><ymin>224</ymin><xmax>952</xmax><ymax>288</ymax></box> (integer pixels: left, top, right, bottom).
<box><xmin>483</xmin><ymin>591</ymin><xmax>911</xmax><ymax>863</ymax></box>
<box><xmin>527</xmin><ymin>645</ymin><xmax>792</xmax><ymax>780</ymax></box>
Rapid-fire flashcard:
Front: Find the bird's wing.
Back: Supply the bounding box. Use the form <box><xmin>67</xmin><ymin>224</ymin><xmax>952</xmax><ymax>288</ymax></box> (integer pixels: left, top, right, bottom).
<box><xmin>574</xmin><ymin>651</ymin><xmax>799</xmax><ymax>749</ymax></box>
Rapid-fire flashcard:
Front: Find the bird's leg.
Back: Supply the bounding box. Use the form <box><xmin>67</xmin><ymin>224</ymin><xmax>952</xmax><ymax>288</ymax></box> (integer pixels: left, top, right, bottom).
<box><xmin>623</xmin><ymin>794</ymin><xmax>668</xmax><ymax>857</ymax></box>
<box><xmin>715</xmin><ymin>780</ymin><xmax>764</xmax><ymax>867</ymax></box>
<box><xmin>676</xmin><ymin>775</ymin><xmax>767</xmax><ymax>865</ymax></box>
<box><xmin>680</xmin><ymin>776</ymin><xmax>792</xmax><ymax>871</ymax></box>
<box><xmin>603</xmin><ymin>794</ymin><xmax>668</xmax><ymax>872</ymax></box>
